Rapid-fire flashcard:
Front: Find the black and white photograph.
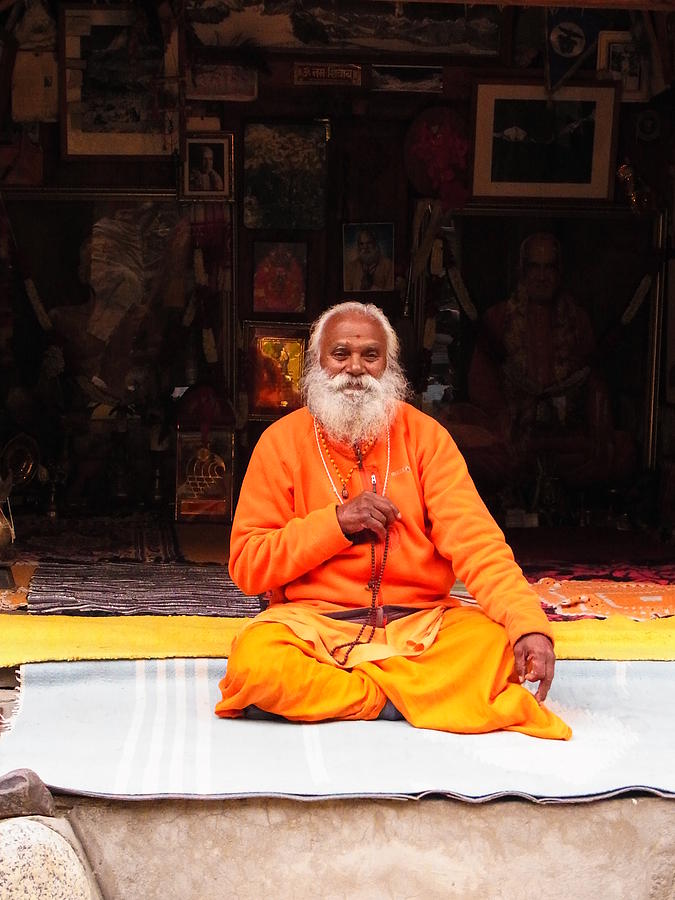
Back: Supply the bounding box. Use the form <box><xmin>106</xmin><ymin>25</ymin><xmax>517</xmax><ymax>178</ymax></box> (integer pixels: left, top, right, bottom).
<box><xmin>183</xmin><ymin>135</ymin><xmax>233</xmax><ymax>200</ymax></box>
<box><xmin>597</xmin><ymin>30</ymin><xmax>649</xmax><ymax>102</ymax></box>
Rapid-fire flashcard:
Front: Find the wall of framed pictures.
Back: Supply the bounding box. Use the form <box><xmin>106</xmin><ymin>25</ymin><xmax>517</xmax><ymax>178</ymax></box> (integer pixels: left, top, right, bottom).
<box><xmin>0</xmin><ymin>1</ymin><xmax>671</xmax><ymax>518</ymax></box>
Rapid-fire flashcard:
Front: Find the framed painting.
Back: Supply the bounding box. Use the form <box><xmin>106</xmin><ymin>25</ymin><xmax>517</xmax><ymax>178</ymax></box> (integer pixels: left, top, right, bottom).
<box><xmin>253</xmin><ymin>241</ymin><xmax>307</xmax><ymax>314</ymax></box>
<box><xmin>182</xmin><ymin>134</ymin><xmax>234</xmax><ymax>200</ymax></box>
<box><xmin>185</xmin><ymin>1</ymin><xmax>504</xmax><ymax>58</ymax></box>
<box><xmin>371</xmin><ymin>66</ymin><xmax>443</xmax><ymax>94</ymax></box>
<box><xmin>59</xmin><ymin>5</ymin><xmax>178</xmax><ymax>158</ymax></box>
<box><xmin>343</xmin><ymin>223</ymin><xmax>395</xmax><ymax>293</ymax></box>
<box><xmin>244</xmin><ymin>322</ymin><xmax>308</xmax><ymax>419</ymax></box>
<box><xmin>472</xmin><ymin>82</ymin><xmax>619</xmax><ymax>200</ymax></box>
<box><xmin>185</xmin><ymin>61</ymin><xmax>258</xmax><ymax>102</ymax></box>
<box><xmin>243</xmin><ymin>121</ymin><xmax>328</xmax><ymax>230</ymax></box>
<box><xmin>597</xmin><ymin>31</ymin><xmax>650</xmax><ymax>103</ymax></box>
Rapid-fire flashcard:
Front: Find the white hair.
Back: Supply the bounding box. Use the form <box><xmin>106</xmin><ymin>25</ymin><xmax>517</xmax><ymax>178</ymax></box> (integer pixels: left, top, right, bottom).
<box><xmin>305</xmin><ymin>301</ymin><xmax>403</xmax><ymax>375</ymax></box>
<box><xmin>301</xmin><ymin>301</ymin><xmax>409</xmax><ymax>444</ymax></box>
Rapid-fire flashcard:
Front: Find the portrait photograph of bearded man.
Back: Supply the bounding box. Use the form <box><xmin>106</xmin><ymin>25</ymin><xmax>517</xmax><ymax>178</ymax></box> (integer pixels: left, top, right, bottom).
<box><xmin>343</xmin><ymin>224</ymin><xmax>395</xmax><ymax>292</ymax></box>
<box><xmin>216</xmin><ymin>300</ymin><xmax>571</xmax><ymax>741</ymax></box>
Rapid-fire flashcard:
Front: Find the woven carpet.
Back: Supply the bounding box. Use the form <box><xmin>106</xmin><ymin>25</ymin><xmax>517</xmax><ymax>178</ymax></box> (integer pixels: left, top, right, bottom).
<box><xmin>0</xmin><ymin>657</ymin><xmax>673</xmax><ymax>801</ymax></box>
<box><xmin>26</xmin><ymin>562</ymin><xmax>262</xmax><ymax>617</ymax></box>
<box><xmin>8</xmin><ymin>514</ymin><xmax>180</xmax><ymax>564</ymax></box>
<box><xmin>523</xmin><ymin>561</ymin><xmax>675</xmax><ymax>584</ymax></box>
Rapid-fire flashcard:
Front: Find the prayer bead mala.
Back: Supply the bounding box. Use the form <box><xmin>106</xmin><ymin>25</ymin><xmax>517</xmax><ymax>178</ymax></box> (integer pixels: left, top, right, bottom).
<box><xmin>313</xmin><ymin>418</ymin><xmax>392</xmax><ymax>667</ymax></box>
<box><xmin>315</xmin><ymin>423</ymin><xmax>374</xmax><ymax>499</ymax></box>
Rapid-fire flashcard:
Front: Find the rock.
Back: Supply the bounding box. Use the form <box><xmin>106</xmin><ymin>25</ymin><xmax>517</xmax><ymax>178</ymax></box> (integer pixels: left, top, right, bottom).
<box><xmin>0</xmin><ymin>769</ymin><xmax>56</xmax><ymax>819</ymax></box>
<box><xmin>0</xmin><ymin>817</ymin><xmax>93</xmax><ymax>899</ymax></box>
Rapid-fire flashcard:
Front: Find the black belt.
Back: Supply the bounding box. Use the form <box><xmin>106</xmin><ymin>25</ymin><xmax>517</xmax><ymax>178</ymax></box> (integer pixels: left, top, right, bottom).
<box><xmin>324</xmin><ymin>605</ymin><xmax>423</xmax><ymax>627</ymax></box>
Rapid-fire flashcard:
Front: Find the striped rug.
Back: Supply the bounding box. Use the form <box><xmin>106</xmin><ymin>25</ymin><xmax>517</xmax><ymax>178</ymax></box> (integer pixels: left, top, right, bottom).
<box><xmin>1</xmin><ymin>658</ymin><xmax>673</xmax><ymax>801</ymax></box>
<box><xmin>26</xmin><ymin>562</ymin><xmax>262</xmax><ymax>618</ymax></box>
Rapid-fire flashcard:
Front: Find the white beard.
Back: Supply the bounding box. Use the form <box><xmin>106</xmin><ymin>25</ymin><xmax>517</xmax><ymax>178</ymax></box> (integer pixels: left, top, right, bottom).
<box><xmin>304</xmin><ymin>365</ymin><xmax>406</xmax><ymax>445</ymax></box>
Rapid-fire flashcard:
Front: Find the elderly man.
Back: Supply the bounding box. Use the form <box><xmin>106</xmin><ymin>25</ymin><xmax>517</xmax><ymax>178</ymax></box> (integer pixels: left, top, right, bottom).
<box><xmin>216</xmin><ymin>301</ymin><xmax>570</xmax><ymax>739</ymax></box>
<box><xmin>442</xmin><ymin>232</ymin><xmax>635</xmax><ymax>490</ymax></box>
<box><xmin>343</xmin><ymin>228</ymin><xmax>394</xmax><ymax>292</ymax></box>
<box><xmin>189</xmin><ymin>145</ymin><xmax>224</xmax><ymax>192</ymax></box>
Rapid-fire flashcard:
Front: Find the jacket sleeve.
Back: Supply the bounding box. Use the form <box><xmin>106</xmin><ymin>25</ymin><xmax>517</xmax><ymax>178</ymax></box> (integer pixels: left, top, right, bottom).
<box><xmin>228</xmin><ymin>427</ymin><xmax>352</xmax><ymax>596</ymax></box>
<box><xmin>419</xmin><ymin>418</ymin><xmax>553</xmax><ymax>647</ymax></box>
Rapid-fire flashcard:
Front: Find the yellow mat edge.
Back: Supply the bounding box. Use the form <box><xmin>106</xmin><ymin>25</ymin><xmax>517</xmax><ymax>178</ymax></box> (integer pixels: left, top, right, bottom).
<box><xmin>1</xmin><ymin>613</ymin><xmax>675</xmax><ymax>668</ymax></box>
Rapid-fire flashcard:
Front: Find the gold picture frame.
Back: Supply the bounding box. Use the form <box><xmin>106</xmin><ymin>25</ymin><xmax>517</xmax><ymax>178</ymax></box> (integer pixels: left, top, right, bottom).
<box><xmin>244</xmin><ymin>322</ymin><xmax>308</xmax><ymax>419</ymax></box>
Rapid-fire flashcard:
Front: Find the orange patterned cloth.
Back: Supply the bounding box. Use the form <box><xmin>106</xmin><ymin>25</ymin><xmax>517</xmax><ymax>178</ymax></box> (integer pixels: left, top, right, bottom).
<box><xmin>534</xmin><ymin>578</ymin><xmax>675</xmax><ymax>621</ymax></box>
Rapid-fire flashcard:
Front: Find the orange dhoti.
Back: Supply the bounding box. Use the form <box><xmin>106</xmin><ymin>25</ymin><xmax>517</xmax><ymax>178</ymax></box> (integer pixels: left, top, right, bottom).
<box><xmin>216</xmin><ymin>606</ymin><xmax>571</xmax><ymax>740</ymax></box>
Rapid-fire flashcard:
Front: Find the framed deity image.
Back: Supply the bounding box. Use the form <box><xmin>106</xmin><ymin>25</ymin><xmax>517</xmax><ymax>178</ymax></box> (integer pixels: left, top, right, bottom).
<box><xmin>472</xmin><ymin>82</ymin><xmax>619</xmax><ymax>200</ymax></box>
<box><xmin>59</xmin><ymin>5</ymin><xmax>178</xmax><ymax>158</ymax></box>
<box><xmin>342</xmin><ymin>223</ymin><xmax>395</xmax><ymax>293</ymax></box>
<box><xmin>175</xmin><ymin>427</ymin><xmax>234</xmax><ymax>522</ymax></box>
<box><xmin>182</xmin><ymin>134</ymin><xmax>234</xmax><ymax>200</ymax></box>
<box><xmin>253</xmin><ymin>241</ymin><xmax>307</xmax><ymax>314</ymax></box>
<box><xmin>244</xmin><ymin>322</ymin><xmax>308</xmax><ymax>418</ymax></box>
<box><xmin>597</xmin><ymin>31</ymin><xmax>649</xmax><ymax>103</ymax></box>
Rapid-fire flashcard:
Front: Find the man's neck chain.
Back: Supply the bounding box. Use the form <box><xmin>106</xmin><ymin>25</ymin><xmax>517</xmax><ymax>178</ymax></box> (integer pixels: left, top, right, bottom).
<box><xmin>314</xmin><ymin>422</ymin><xmax>378</xmax><ymax>500</ymax></box>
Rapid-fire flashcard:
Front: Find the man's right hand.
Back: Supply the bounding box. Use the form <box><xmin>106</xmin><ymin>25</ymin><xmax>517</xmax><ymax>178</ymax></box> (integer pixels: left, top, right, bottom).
<box><xmin>336</xmin><ymin>492</ymin><xmax>401</xmax><ymax>542</ymax></box>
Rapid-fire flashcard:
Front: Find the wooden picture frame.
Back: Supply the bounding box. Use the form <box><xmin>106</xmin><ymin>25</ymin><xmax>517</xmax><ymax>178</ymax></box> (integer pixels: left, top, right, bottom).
<box><xmin>252</xmin><ymin>241</ymin><xmax>308</xmax><ymax>315</ymax></box>
<box><xmin>60</xmin><ymin>5</ymin><xmax>178</xmax><ymax>158</ymax></box>
<box><xmin>182</xmin><ymin>134</ymin><xmax>234</xmax><ymax>200</ymax></box>
<box><xmin>472</xmin><ymin>82</ymin><xmax>619</xmax><ymax>200</ymax></box>
<box><xmin>597</xmin><ymin>31</ymin><xmax>650</xmax><ymax>103</ymax></box>
<box><xmin>244</xmin><ymin>321</ymin><xmax>308</xmax><ymax>419</ymax></box>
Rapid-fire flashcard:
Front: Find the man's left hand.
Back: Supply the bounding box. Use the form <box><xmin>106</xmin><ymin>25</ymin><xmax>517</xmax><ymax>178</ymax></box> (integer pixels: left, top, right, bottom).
<box><xmin>513</xmin><ymin>632</ymin><xmax>555</xmax><ymax>703</ymax></box>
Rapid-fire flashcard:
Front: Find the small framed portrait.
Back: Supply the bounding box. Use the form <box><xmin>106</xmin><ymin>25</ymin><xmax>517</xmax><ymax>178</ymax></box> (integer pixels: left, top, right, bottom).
<box><xmin>182</xmin><ymin>134</ymin><xmax>233</xmax><ymax>200</ymax></box>
<box><xmin>342</xmin><ymin>223</ymin><xmax>395</xmax><ymax>293</ymax></box>
<box><xmin>253</xmin><ymin>241</ymin><xmax>307</xmax><ymax>314</ymax></box>
<box><xmin>597</xmin><ymin>31</ymin><xmax>649</xmax><ymax>103</ymax></box>
<box><xmin>244</xmin><ymin>322</ymin><xmax>308</xmax><ymax>418</ymax></box>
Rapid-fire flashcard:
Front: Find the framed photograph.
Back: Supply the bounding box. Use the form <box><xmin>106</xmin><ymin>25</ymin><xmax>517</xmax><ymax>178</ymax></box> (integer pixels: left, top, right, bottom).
<box><xmin>59</xmin><ymin>5</ymin><xmax>178</xmax><ymax>158</ymax></box>
<box><xmin>182</xmin><ymin>135</ymin><xmax>233</xmax><ymax>200</ymax></box>
<box><xmin>244</xmin><ymin>121</ymin><xmax>328</xmax><ymax>230</ymax></box>
<box><xmin>185</xmin><ymin>1</ymin><xmax>504</xmax><ymax>57</ymax></box>
<box><xmin>244</xmin><ymin>322</ymin><xmax>308</xmax><ymax>418</ymax></box>
<box><xmin>343</xmin><ymin>223</ymin><xmax>395</xmax><ymax>293</ymax></box>
<box><xmin>472</xmin><ymin>82</ymin><xmax>618</xmax><ymax>200</ymax></box>
<box><xmin>597</xmin><ymin>31</ymin><xmax>649</xmax><ymax>103</ymax></box>
<box><xmin>253</xmin><ymin>241</ymin><xmax>307</xmax><ymax>314</ymax></box>
<box><xmin>371</xmin><ymin>66</ymin><xmax>443</xmax><ymax>94</ymax></box>
<box><xmin>175</xmin><ymin>427</ymin><xmax>234</xmax><ymax>522</ymax></box>
<box><xmin>185</xmin><ymin>61</ymin><xmax>258</xmax><ymax>102</ymax></box>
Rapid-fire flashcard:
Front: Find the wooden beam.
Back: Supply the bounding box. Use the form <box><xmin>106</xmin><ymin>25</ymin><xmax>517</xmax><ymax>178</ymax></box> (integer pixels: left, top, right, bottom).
<box><xmin>371</xmin><ymin>1</ymin><xmax>674</xmax><ymax>10</ymax></box>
